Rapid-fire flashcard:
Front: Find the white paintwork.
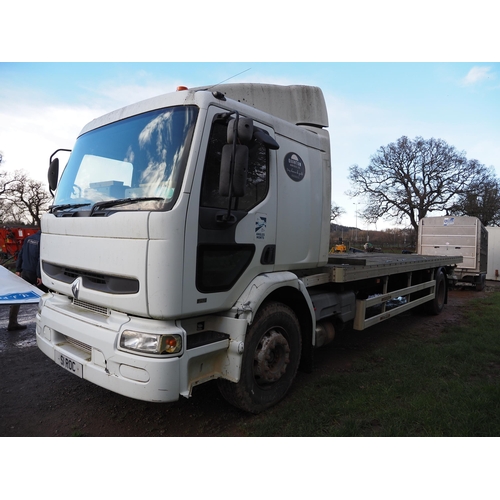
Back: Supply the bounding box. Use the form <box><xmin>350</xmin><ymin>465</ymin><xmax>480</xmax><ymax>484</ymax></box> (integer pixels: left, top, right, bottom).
<box><xmin>190</xmin><ymin>83</ymin><xmax>329</xmax><ymax>127</ymax></box>
<box><xmin>486</xmin><ymin>227</ymin><xmax>500</xmax><ymax>281</ymax></box>
<box><xmin>418</xmin><ymin>216</ymin><xmax>487</xmax><ymax>274</ymax></box>
<box><xmin>274</xmin><ymin>127</ymin><xmax>330</xmax><ymax>269</ymax></box>
<box><xmin>37</xmin><ymin>293</ymin><xmax>184</xmax><ymax>402</ymax></box>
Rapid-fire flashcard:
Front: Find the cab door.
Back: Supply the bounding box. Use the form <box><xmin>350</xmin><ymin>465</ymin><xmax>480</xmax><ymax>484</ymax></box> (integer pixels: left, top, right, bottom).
<box><xmin>182</xmin><ymin>107</ymin><xmax>278</xmax><ymax>316</ymax></box>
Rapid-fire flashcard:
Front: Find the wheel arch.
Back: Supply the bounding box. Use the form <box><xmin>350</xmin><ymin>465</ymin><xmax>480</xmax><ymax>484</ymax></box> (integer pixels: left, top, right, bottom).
<box><xmin>232</xmin><ymin>272</ymin><xmax>316</xmax><ymax>372</ymax></box>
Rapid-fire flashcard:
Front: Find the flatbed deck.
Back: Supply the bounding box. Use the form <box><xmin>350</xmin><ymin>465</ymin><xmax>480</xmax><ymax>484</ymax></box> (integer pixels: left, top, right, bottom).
<box><xmin>299</xmin><ymin>253</ymin><xmax>462</xmax><ymax>287</ymax></box>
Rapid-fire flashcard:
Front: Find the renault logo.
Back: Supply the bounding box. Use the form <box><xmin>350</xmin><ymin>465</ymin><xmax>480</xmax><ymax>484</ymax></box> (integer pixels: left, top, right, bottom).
<box><xmin>71</xmin><ymin>277</ymin><xmax>82</xmax><ymax>300</ymax></box>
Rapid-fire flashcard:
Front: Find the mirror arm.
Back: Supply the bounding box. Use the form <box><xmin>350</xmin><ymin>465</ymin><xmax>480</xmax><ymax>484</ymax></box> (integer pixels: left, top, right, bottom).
<box><xmin>223</xmin><ymin>112</ymin><xmax>239</xmax><ymax>222</ymax></box>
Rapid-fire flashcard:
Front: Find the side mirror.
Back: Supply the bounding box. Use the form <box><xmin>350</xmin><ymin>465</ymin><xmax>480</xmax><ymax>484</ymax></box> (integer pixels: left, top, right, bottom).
<box><xmin>48</xmin><ymin>148</ymin><xmax>71</xmax><ymax>195</ymax></box>
<box><xmin>219</xmin><ymin>144</ymin><xmax>248</xmax><ymax>197</ymax></box>
<box><xmin>48</xmin><ymin>158</ymin><xmax>59</xmax><ymax>192</ymax></box>
<box><xmin>217</xmin><ymin>115</ymin><xmax>279</xmax><ymax>200</ymax></box>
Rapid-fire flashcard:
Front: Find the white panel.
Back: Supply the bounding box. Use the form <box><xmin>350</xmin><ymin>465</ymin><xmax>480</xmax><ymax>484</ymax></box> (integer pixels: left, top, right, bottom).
<box><xmin>190</xmin><ymin>83</ymin><xmax>328</xmax><ymax>127</ymax></box>
<box><xmin>275</xmin><ymin>135</ymin><xmax>327</xmax><ymax>269</ymax></box>
<box><xmin>42</xmin><ymin>211</ymin><xmax>150</xmax><ymax>239</ymax></box>
<box><xmin>41</xmin><ymin>233</ymin><xmax>149</xmax><ymax>316</ymax></box>
<box><xmin>487</xmin><ymin>227</ymin><xmax>500</xmax><ymax>280</ymax></box>
<box><xmin>418</xmin><ymin>216</ymin><xmax>483</xmax><ymax>272</ymax></box>
<box><xmin>147</xmin><ymin>239</ymin><xmax>184</xmax><ymax>318</ymax></box>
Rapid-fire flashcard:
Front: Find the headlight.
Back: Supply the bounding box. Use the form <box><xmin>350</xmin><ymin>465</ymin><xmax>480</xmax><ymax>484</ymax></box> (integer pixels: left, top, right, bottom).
<box><xmin>37</xmin><ymin>293</ymin><xmax>50</xmax><ymax>316</ymax></box>
<box><xmin>120</xmin><ymin>330</ymin><xmax>182</xmax><ymax>355</ymax></box>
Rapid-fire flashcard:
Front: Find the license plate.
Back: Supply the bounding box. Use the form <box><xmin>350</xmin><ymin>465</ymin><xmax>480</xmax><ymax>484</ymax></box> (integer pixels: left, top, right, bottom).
<box><xmin>55</xmin><ymin>351</ymin><xmax>83</xmax><ymax>378</ymax></box>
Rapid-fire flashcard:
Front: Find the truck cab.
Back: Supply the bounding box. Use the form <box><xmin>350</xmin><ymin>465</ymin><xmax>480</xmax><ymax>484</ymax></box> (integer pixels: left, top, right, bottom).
<box><xmin>37</xmin><ymin>84</ymin><xmax>331</xmax><ymax>412</ymax></box>
<box><xmin>42</xmin><ymin>84</ymin><xmax>330</xmax><ymax>318</ymax></box>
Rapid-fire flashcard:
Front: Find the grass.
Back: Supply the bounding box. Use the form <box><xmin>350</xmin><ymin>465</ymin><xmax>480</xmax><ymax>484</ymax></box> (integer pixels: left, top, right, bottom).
<box><xmin>243</xmin><ymin>292</ymin><xmax>500</xmax><ymax>437</ymax></box>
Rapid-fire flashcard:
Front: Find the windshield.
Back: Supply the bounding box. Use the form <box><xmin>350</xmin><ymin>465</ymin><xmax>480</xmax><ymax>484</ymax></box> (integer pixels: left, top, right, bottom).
<box><xmin>54</xmin><ymin>106</ymin><xmax>199</xmax><ymax>212</ymax></box>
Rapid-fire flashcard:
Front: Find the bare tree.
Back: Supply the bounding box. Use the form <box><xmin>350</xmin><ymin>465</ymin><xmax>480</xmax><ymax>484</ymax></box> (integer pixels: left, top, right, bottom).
<box><xmin>1</xmin><ymin>169</ymin><xmax>51</xmax><ymax>226</ymax></box>
<box><xmin>347</xmin><ymin>136</ymin><xmax>489</xmax><ymax>233</ymax></box>
<box><xmin>449</xmin><ymin>167</ymin><xmax>500</xmax><ymax>226</ymax></box>
<box><xmin>330</xmin><ymin>202</ymin><xmax>345</xmax><ymax>223</ymax></box>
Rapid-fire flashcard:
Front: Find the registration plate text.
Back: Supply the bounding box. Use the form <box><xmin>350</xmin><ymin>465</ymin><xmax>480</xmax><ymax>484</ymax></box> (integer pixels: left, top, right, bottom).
<box><xmin>55</xmin><ymin>352</ymin><xmax>83</xmax><ymax>378</ymax></box>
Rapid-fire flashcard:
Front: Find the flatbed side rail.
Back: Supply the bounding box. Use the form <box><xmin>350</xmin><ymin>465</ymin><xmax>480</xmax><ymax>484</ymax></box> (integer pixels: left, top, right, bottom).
<box><xmin>298</xmin><ymin>254</ymin><xmax>461</xmax><ymax>287</ymax></box>
<box><xmin>353</xmin><ymin>279</ymin><xmax>435</xmax><ymax>330</ymax></box>
<box><xmin>327</xmin><ymin>254</ymin><xmax>461</xmax><ymax>283</ymax></box>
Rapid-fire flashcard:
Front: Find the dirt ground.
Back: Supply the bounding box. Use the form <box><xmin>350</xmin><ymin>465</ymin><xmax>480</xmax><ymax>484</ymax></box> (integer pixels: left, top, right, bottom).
<box><xmin>1</xmin><ymin>282</ymin><xmax>499</xmax><ymax>437</ymax></box>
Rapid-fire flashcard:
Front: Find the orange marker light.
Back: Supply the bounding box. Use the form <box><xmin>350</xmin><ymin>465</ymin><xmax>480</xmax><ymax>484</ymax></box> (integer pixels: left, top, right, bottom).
<box><xmin>176</xmin><ymin>86</ymin><xmax>188</xmax><ymax>91</ymax></box>
<box><xmin>160</xmin><ymin>335</ymin><xmax>182</xmax><ymax>354</ymax></box>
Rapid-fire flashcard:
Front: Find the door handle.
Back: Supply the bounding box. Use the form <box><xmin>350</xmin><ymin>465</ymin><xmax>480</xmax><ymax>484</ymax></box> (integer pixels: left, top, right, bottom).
<box><xmin>260</xmin><ymin>245</ymin><xmax>276</xmax><ymax>265</ymax></box>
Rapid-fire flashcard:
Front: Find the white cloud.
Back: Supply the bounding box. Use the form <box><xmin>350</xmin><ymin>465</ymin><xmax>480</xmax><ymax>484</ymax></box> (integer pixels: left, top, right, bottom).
<box><xmin>462</xmin><ymin>66</ymin><xmax>495</xmax><ymax>86</ymax></box>
<box><xmin>0</xmin><ymin>79</ymin><xmax>180</xmax><ymax>187</ymax></box>
<box><xmin>0</xmin><ymin>101</ymin><xmax>106</xmax><ymax>185</ymax></box>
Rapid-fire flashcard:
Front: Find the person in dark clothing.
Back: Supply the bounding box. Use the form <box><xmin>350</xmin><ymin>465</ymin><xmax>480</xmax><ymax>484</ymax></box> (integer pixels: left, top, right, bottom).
<box><xmin>8</xmin><ymin>231</ymin><xmax>42</xmax><ymax>331</ymax></box>
<box><xmin>16</xmin><ymin>231</ymin><xmax>42</xmax><ymax>286</ymax></box>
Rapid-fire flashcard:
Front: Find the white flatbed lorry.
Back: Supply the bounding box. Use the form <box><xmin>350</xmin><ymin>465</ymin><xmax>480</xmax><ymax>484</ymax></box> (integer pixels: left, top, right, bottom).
<box><xmin>36</xmin><ymin>83</ymin><xmax>461</xmax><ymax>413</ymax></box>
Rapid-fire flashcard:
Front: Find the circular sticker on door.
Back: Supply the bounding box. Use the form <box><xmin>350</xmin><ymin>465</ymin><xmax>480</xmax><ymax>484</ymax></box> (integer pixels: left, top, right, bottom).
<box><xmin>284</xmin><ymin>153</ymin><xmax>305</xmax><ymax>182</ymax></box>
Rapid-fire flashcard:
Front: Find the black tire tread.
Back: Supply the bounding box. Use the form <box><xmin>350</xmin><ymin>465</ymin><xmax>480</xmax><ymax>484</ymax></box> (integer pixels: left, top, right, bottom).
<box><xmin>218</xmin><ymin>301</ymin><xmax>301</xmax><ymax>414</ymax></box>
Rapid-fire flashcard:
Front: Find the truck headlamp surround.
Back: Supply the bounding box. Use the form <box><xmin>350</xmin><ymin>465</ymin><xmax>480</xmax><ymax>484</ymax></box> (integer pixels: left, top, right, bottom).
<box><xmin>120</xmin><ymin>330</ymin><xmax>182</xmax><ymax>355</ymax></box>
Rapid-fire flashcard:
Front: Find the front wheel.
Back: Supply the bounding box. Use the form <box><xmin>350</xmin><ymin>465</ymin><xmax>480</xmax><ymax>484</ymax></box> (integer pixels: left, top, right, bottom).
<box><xmin>218</xmin><ymin>301</ymin><xmax>302</xmax><ymax>413</ymax></box>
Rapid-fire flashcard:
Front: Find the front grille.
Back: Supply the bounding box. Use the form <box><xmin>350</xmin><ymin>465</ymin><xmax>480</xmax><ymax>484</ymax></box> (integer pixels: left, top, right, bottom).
<box><xmin>65</xmin><ymin>335</ymin><xmax>91</xmax><ymax>354</ymax></box>
<box><xmin>73</xmin><ymin>299</ymin><xmax>109</xmax><ymax>316</ymax></box>
<box><xmin>65</xmin><ymin>268</ymin><xmax>106</xmax><ymax>285</ymax></box>
<box><xmin>43</xmin><ymin>261</ymin><xmax>139</xmax><ymax>294</ymax></box>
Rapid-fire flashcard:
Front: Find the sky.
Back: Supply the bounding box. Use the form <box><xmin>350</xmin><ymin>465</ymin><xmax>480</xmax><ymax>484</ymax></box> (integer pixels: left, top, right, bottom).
<box><xmin>1</xmin><ymin>2</ymin><xmax>498</xmax><ymax>231</ymax></box>
<box><xmin>1</xmin><ymin>61</ymin><xmax>498</xmax><ymax>229</ymax></box>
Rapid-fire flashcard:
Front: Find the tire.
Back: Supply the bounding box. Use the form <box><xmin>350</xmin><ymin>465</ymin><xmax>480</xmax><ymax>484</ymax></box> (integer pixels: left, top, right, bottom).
<box><xmin>426</xmin><ymin>268</ymin><xmax>446</xmax><ymax>315</ymax></box>
<box><xmin>218</xmin><ymin>301</ymin><xmax>302</xmax><ymax>414</ymax></box>
<box><xmin>475</xmin><ymin>274</ymin><xmax>486</xmax><ymax>292</ymax></box>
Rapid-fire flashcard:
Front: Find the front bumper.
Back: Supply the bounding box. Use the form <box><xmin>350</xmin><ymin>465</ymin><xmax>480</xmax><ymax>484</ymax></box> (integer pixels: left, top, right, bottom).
<box><xmin>35</xmin><ymin>294</ymin><xmax>183</xmax><ymax>403</ymax></box>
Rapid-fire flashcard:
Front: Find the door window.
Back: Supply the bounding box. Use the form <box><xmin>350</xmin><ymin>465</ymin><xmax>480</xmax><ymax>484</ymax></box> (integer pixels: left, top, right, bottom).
<box><xmin>200</xmin><ymin>120</ymin><xmax>269</xmax><ymax>210</ymax></box>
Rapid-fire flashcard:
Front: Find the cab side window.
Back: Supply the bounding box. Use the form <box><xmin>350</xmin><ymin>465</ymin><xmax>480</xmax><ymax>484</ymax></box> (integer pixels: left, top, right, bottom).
<box><xmin>200</xmin><ymin>120</ymin><xmax>269</xmax><ymax>211</ymax></box>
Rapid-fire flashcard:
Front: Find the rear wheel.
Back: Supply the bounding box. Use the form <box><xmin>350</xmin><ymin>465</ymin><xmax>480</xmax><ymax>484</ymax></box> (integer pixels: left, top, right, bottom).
<box><xmin>426</xmin><ymin>268</ymin><xmax>446</xmax><ymax>315</ymax></box>
<box><xmin>475</xmin><ymin>274</ymin><xmax>486</xmax><ymax>291</ymax></box>
<box><xmin>218</xmin><ymin>301</ymin><xmax>301</xmax><ymax>413</ymax></box>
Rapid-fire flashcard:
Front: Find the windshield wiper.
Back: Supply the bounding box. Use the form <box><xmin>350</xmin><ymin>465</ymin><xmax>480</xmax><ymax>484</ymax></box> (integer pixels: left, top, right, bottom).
<box><xmin>49</xmin><ymin>203</ymin><xmax>91</xmax><ymax>213</ymax></box>
<box><xmin>90</xmin><ymin>197</ymin><xmax>164</xmax><ymax>216</ymax></box>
